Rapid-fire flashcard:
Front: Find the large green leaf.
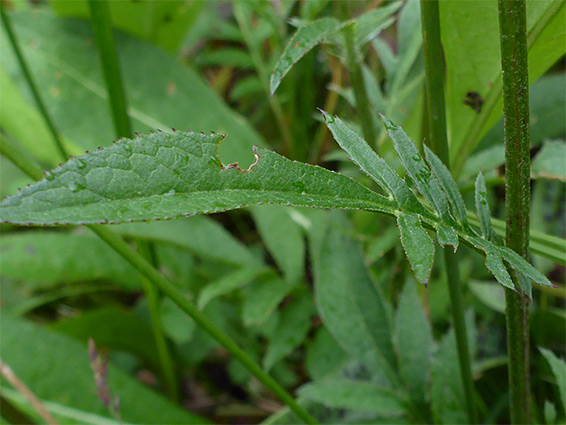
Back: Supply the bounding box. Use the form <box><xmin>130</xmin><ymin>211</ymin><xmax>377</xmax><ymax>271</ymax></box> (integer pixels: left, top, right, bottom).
<box><xmin>441</xmin><ymin>0</ymin><xmax>566</xmax><ymax>174</ymax></box>
<box><xmin>395</xmin><ymin>280</ymin><xmax>433</xmax><ymax>406</ymax></box>
<box><xmin>0</xmin><ymin>131</ymin><xmax>393</xmax><ymax>225</ymax></box>
<box><xmin>0</xmin><ymin>231</ymin><xmax>140</xmax><ymax>289</ymax></box>
<box><xmin>0</xmin><ymin>313</ymin><xmax>207</xmax><ymax>424</ymax></box>
<box><xmin>430</xmin><ymin>329</ymin><xmax>467</xmax><ymax>424</ymax></box>
<box><xmin>0</xmin><ymin>9</ymin><xmax>265</xmax><ymax>166</ymax></box>
<box><xmin>311</xmin><ymin>212</ymin><xmax>396</xmax><ymax>383</ymax></box>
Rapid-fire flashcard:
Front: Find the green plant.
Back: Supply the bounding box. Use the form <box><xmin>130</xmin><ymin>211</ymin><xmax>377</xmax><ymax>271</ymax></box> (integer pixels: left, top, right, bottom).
<box><xmin>1</xmin><ymin>1</ymin><xmax>564</xmax><ymax>424</ymax></box>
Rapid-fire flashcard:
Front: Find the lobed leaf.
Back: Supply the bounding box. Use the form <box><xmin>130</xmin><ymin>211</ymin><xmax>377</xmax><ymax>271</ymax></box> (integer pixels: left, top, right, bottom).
<box><xmin>464</xmin><ymin>236</ymin><xmax>514</xmax><ymax>290</ymax></box>
<box><xmin>397</xmin><ymin>213</ymin><xmax>435</xmax><ymax>285</ymax></box>
<box><xmin>270</xmin><ymin>18</ymin><xmax>346</xmax><ymax>95</ymax></box>
<box><xmin>436</xmin><ymin>225</ymin><xmax>459</xmax><ymax>252</ymax></box>
<box><xmin>380</xmin><ymin>114</ymin><xmax>451</xmax><ymax>222</ymax></box>
<box><xmin>0</xmin><ymin>131</ymin><xmax>395</xmax><ymax>225</ymax></box>
<box><xmin>321</xmin><ymin>110</ymin><xmax>427</xmax><ymax>216</ymax></box>
<box><xmin>497</xmin><ymin>246</ymin><xmax>554</xmax><ymax>288</ymax></box>
<box><xmin>423</xmin><ymin>145</ymin><xmax>468</xmax><ymax>225</ymax></box>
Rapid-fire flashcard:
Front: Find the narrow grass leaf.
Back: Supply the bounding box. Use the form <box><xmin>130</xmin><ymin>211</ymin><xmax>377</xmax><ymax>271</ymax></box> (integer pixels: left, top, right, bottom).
<box><xmin>474</xmin><ymin>171</ymin><xmax>493</xmax><ymax>239</ymax></box>
<box><xmin>397</xmin><ymin>213</ymin><xmax>435</xmax><ymax>285</ymax></box>
<box><xmin>321</xmin><ymin>111</ymin><xmax>426</xmax><ymax>215</ymax></box>
<box><xmin>353</xmin><ymin>2</ymin><xmax>402</xmax><ymax>46</ymax></box>
<box><xmin>436</xmin><ymin>225</ymin><xmax>459</xmax><ymax>251</ymax></box>
<box><xmin>198</xmin><ymin>267</ymin><xmax>271</xmax><ymax>310</ymax></box>
<box><xmin>0</xmin><ymin>131</ymin><xmax>395</xmax><ymax>225</ymax></box>
<box><xmin>423</xmin><ymin>145</ymin><xmax>468</xmax><ymax>225</ymax></box>
<box><xmin>298</xmin><ymin>380</ymin><xmax>407</xmax><ymax>416</ymax></box>
<box><xmin>395</xmin><ymin>280</ymin><xmax>433</xmax><ymax>406</ymax></box>
<box><xmin>270</xmin><ymin>18</ymin><xmax>346</xmax><ymax>95</ymax></box>
<box><xmin>497</xmin><ymin>246</ymin><xmax>554</xmax><ymax>288</ymax></box>
<box><xmin>380</xmin><ymin>114</ymin><xmax>451</xmax><ymax>221</ymax></box>
<box><xmin>464</xmin><ymin>235</ymin><xmax>515</xmax><ymax>290</ymax></box>
<box><xmin>539</xmin><ymin>348</ymin><xmax>566</xmax><ymax>412</ymax></box>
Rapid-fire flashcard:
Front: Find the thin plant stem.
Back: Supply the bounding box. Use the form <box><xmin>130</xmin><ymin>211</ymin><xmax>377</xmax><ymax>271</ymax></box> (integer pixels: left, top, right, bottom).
<box><xmin>87</xmin><ymin>0</ymin><xmax>179</xmax><ymax>400</ymax></box>
<box><xmin>2</xmin><ymin>11</ymin><xmax>316</xmax><ymax>423</ymax></box>
<box><xmin>87</xmin><ymin>0</ymin><xmax>132</xmax><ymax>138</ymax></box>
<box><xmin>420</xmin><ymin>1</ymin><xmax>477</xmax><ymax>422</ymax></box>
<box><xmin>497</xmin><ymin>0</ymin><xmax>532</xmax><ymax>423</ymax></box>
<box><xmin>338</xmin><ymin>2</ymin><xmax>378</xmax><ymax>150</ymax></box>
<box><xmin>137</xmin><ymin>241</ymin><xmax>180</xmax><ymax>401</ymax></box>
<box><xmin>0</xmin><ymin>358</ymin><xmax>59</xmax><ymax>425</ymax></box>
<box><xmin>0</xmin><ymin>5</ymin><xmax>68</xmax><ymax>162</ymax></box>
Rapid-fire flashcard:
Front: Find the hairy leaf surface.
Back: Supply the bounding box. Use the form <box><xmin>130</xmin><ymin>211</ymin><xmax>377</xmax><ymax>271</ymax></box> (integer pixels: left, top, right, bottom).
<box><xmin>0</xmin><ymin>131</ymin><xmax>394</xmax><ymax>225</ymax></box>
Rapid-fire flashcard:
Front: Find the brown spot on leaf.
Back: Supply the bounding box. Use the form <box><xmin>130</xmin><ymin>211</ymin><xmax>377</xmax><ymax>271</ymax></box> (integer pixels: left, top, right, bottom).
<box><xmin>166</xmin><ymin>82</ymin><xmax>177</xmax><ymax>96</ymax></box>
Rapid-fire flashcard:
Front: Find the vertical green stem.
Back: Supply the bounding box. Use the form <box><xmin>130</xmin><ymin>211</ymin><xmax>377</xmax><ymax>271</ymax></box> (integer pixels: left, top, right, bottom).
<box><xmin>338</xmin><ymin>3</ymin><xmax>378</xmax><ymax>150</ymax></box>
<box><xmin>0</xmin><ymin>6</ymin><xmax>68</xmax><ymax>162</ymax></box>
<box><xmin>497</xmin><ymin>0</ymin><xmax>532</xmax><ymax>423</ymax></box>
<box><xmin>87</xmin><ymin>0</ymin><xmax>131</xmax><ymax>138</ymax></box>
<box><xmin>420</xmin><ymin>1</ymin><xmax>477</xmax><ymax>423</ymax></box>
<box><xmin>137</xmin><ymin>241</ymin><xmax>180</xmax><ymax>401</ymax></box>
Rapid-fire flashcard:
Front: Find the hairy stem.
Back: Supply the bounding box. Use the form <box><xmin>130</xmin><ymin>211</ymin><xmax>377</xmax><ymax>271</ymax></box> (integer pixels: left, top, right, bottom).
<box><xmin>338</xmin><ymin>2</ymin><xmax>378</xmax><ymax>150</ymax></box>
<box><xmin>87</xmin><ymin>0</ymin><xmax>132</xmax><ymax>138</ymax></box>
<box><xmin>0</xmin><ymin>5</ymin><xmax>68</xmax><ymax>161</ymax></box>
<box><xmin>498</xmin><ymin>0</ymin><xmax>532</xmax><ymax>423</ymax></box>
<box><xmin>420</xmin><ymin>1</ymin><xmax>477</xmax><ymax>422</ymax></box>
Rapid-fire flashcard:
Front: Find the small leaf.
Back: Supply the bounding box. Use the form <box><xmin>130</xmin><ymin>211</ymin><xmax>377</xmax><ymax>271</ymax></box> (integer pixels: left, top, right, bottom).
<box><xmin>474</xmin><ymin>171</ymin><xmax>493</xmax><ymax>239</ymax></box>
<box><xmin>322</xmin><ymin>111</ymin><xmax>427</xmax><ymax>215</ymax></box>
<box><xmin>270</xmin><ymin>18</ymin><xmax>346</xmax><ymax>95</ymax></box>
<box><xmin>380</xmin><ymin>114</ymin><xmax>451</xmax><ymax>221</ymax></box>
<box><xmin>497</xmin><ymin>246</ymin><xmax>554</xmax><ymax>288</ymax></box>
<box><xmin>161</xmin><ymin>298</ymin><xmax>196</xmax><ymax>344</ymax></box>
<box><xmin>539</xmin><ymin>348</ymin><xmax>566</xmax><ymax>412</ymax></box>
<box><xmin>397</xmin><ymin>213</ymin><xmax>435</xmax><ymax>285</ymax></box>
<box><xmin>531</xmin><ymin>140</ymin><xmax>566</xmax><ymax>181</ymax></box>
<box><xmin>353</xmin><ymin>2</ymin><xmax>402</xmax><ymax>47</ymax></box>
<box><xmin>436</xmin><ymin>224</ymin><xmax>459</xmax><ymax>251</ymax></box>
<box><xmin>465</xmin><ymin>236</ymin><xmax>514</xmax><ymax>290</ymax></box>
<box><xmin>241</xmin><ymin>276</ymin><xmax>295</xmax><ymax>326</ymax></box>
<box><xmin>251</xmin><ymin>205</ymin><xmax>305</xmax><ymax>284</ymax></box>
<box><xmin>298</xmin><ymin>380</ymin><xmax>407</xmax><ymax>416</ymax></box>
<box><xmin>263</xmin><ymin>294</ymin><xmax>315</xmax><ymax>371</ymax></box>
<box><xmin>424</xmin><ymin>145</ymin><xmax>468</xmax><ymax>225</ymax></box>
<box><xmin>0</xmin><ymin>131</ymin><xmax>395</xmax><ymax>225</ymax></box>
<box><xmin>197</xmin><ymin>267</ymin><xmax>270</xmax><ymax>310</ymax></box>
